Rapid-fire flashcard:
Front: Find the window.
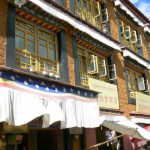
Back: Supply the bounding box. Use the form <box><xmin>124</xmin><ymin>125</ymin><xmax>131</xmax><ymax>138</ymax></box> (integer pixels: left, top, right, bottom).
<box><xmin>119</xmin><ymin>20</ymin><xmax>124</xmax><ymax>35</ymax></box>
<box><xmin>74</xmin><ymin>0</ymin><xmax>109</xmax><ymax>31</ymax></box>
<box><xmin>101</xmin><ymin>1</ymin><xmax>108</xmax><ymax>23</ymax></box>
<box><xmin>118</xmin><ymin>20</ymin><xmax>142</xmax><ymax>54</ymax></box>
<box><xmin>99</xmin><ymin>59</ymin><xmax>107</xmax><ymax>77</ymax></box>
<box><xmin>137</xmin><ymin>35</ymin><xmax>142</xmax><ymax>47</ymax></box>
<box><xmin>148</xmin><ymin>43</ymin><xmax>150</xmax><ymax>60</ymax></box>
<box><xmin>131</xmin><ymin>30</ymin><xmax>137</xmax><ymax>44</ymax></box>
<box><xmin>78</xmin><ymin>46</ymin><xmax>115</xmax><ymax>87</ymax></box>
<box><xmin>88</xmin><ymin>55</ymin><xmax>98</xmax><ymax>74</ymax></box>
<box><xmin>15</xmin><ymin>18</ymin><xmax>58</xmax><ymax>75</ymax></box>
<box><xmin>125</xmin><ymin>26</ymin><xmax>131</xmax><ymax>40</ymax></box>
<box><xmin>127</xmin><ymin>69</ymin><xmax>145</xmax><ymax>92</ymax></box>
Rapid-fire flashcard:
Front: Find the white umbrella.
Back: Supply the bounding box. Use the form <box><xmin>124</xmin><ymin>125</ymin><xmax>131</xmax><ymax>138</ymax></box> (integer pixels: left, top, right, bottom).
<box><xmin>102</xmin><ymin>119</ymin><xmax>150</xmax><ymax>140</ymax></box>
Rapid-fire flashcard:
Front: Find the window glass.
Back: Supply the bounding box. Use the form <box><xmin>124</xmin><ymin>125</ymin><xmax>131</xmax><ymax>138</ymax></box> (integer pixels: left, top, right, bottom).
<box><xmin>16</xmin><ymin>30</ymin><xmax>24</xmax><ymax>37</ymax></box>
<box><xmin>127</xmin><ymin>69</ymin><xmax>143</xmax><ymax>91</ymax></box>
<box><xmin>15</xmin><ymin>36</ymin><xmax>24</xmax><ymax>50</ymax></box>
<box><xmin>49</xmin><ymin>48</ymin><xmax>56</xmax><ymax>61</ymax></box>
<box><xmin>15</xmin><ymin>18</ymin><xmax>58</xmax><ymax>74</ymax></box>
<box><xmin>27</xmin><ymin>34</ymin><xmax>34</xmax><ymax>41</ymax></box>
<box><xmin>78</xmin><ymin>46</ymin><xmax>109</xmax><ymax>87</ymax></box>
<box><xmin>39</xmin><ymin>45</ymin><xmax>47</xmax><ymax>58</ymax></box>
<box><xmin>74</xmin><ymin>0</ymin><xmax>108</xmax><ymax>30</ymax></box>
<box><xmin>27</xmin><ymin>41</ymin><xmax>34</xmax><ymax>53</ymax></box>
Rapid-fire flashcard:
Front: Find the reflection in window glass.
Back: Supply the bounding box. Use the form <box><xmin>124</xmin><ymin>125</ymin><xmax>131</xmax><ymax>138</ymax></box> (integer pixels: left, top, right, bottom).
<box><xmin>15</xmin><ymin>19</ymin><xmax>58</xmax><ymax>73</ymax></box>
<box><xmin>39</xmin><ymin>45</ymin><xmax>47</xmax><ymax>58</ymax></box>
<box><xmin>27</xmin><ymin>41</ymin><xmax>34</xmax><ymax>53</ymax></box>
<box><xmin>16</xmin><ymin>30</ymin><xmax>24</xmax><ymax>37</ymax></box>
<box><xmin>50</xmin><ymin>48</ymin><xmax>56</xmax><ymax>61</ymax></box>
<box><xmin>27</xmin><ymin>34</ymin><xmax>34</xmax><ymax>41</ymax></box>
<box><xmin>16</xmin><ymin>36</ymin><xmax>24</xmax><ymax>50</ymax></box>
<box><xmin>39</xmin><ymin>39</ymin><xmax>46</xmax><ymax>46</ymax></box>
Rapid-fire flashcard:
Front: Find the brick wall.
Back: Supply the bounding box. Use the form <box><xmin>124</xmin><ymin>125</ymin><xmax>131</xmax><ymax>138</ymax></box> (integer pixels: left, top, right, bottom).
<box><xmin>148</xmin><ymin>70</ymin><xmax>150</xmax><ymax>92</ymax></box>
<box><xmin>64</xmin><ymin>0</ymin><xmax>70</xmax><ymax>9</ymax></box>
<box><xmin>114</xmin><ymin>52</ymin><xmax>135</xmax><ymax>116</ymax></box>
<box><xmin>66</xmin><ymin>26</ymin><xmax>75</xmax><ymax>85</ymax></box>
<box><xmin>107</xmin><ymin>0</ymin><xmax>120</xmax><ymax>42</ymax></box>
<box><xmin>142</xmin><ymin>31</ymin><xmax>149</xmax><ymax>60</ymax></box>
<box><xmin>0</xmin><ymin>0</ymin><xmax>7</xmax><ymax>66</ymax></box>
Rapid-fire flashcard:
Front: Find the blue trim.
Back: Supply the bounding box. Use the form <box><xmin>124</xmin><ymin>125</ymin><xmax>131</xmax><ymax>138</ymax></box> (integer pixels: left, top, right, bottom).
<box><xmin>70</xmin><ymin>0</ymin><xmax>75</xmax><ymax>13</ymax></box>
<box><xmin>72</xmin><ymin>36</ymin><xmax>81</xmax><ymax>86</ymax></box>
<box><xmin>44</xmin><ymin>0</ymin><xmax>64</xmax><ymax>6</ymax></box>
<box><xmin>144</xmin><ymin>71</ymin><xmax>150</xmax><ymax>95</ymax></box>
<box><xmin>137</xmin><ymin>33</ymin><xmax>143</xmax><ymax>57</ymax></box>
<box><xmin>123</xmin><ymin>60</ymin><xmax>135</xmax><ymax>105</ymax></box>
<box><xmin>6</xmin><ymin>4</ymin><xmax>16</xmax><ymax>67</ymax></box>
<box><xmin>0</xmin><ymin>70</ymin><xmax>97</xmax><ymax>98</ymax></box>
<box><xmin>57</xmin><ymin>30</ymin><xmax>69</xmax><ymax>83</ymax></box>
<box><xmin>115</xmin><ymin>14</ymin><xmax>122</xmax><ymax>45</ymax></box>
<box><xmin>107</xmin><ymin>55</ymin><xmax>117</xmax><ymax>85</ymax></box>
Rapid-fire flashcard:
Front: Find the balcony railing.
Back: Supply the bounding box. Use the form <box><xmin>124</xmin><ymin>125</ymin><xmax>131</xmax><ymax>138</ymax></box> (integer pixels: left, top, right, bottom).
<box><xmin>15</xmin><ymin>49</ymin><xmax>58</xmax><ymax>75</ymax></box>
<box><xmin>80</xmin><ymin>72</ymin><xmax>108</xmax><ymax>87</ymax></box>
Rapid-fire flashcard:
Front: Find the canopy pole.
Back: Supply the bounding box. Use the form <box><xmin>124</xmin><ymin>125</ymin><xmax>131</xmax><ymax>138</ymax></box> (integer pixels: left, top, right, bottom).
<box><xmin>84</xmin><ymin>129</ymin><xmax>137</xmax><ymax>150</ymax></box>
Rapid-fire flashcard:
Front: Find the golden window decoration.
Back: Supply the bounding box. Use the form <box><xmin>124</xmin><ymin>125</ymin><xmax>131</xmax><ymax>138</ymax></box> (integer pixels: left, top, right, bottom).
<box><xmin>15</xmin><ymin>18</ymin><xmax>58</xmax><ymax>75</ymax></box>
<box><xmin>74</xmin><ymin>0</ymin><xmax>108</xmax><ymax>30</ymax></box>
<box><xmin>118</xmin><ymin>20</ymin><xmax>141</xmax><ymax>53</ymax></box>
<box><xmin>127</xmin><ymin>69</ymin><xmax>144</xmax><ymax>92</ymax></box>
<box><xmin>78</xmin><ymin>46</ymin><xmax>109</xmax><ymax>87</ymax></box>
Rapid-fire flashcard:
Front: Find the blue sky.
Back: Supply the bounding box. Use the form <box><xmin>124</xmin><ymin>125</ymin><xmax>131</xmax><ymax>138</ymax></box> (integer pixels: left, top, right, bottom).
<box><xmin>130</xmin><ymin>0</ymin><xmax>150</xmax><ymax>19</ymax></box>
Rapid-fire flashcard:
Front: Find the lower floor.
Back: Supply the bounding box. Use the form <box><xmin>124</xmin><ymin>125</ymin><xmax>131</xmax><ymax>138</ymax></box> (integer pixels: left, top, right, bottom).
<box><xmin>0</xmin><ymin>125</ymin><xmax>124</xmax><ymax>150</ymax></box>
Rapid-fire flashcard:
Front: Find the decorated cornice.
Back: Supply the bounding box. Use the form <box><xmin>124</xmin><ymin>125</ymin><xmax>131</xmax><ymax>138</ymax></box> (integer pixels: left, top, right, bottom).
<box><xmin>122</xmin><ymin>48</ymin><xmax>150</xmax><ymax>70</ymax></box>
<box><xmin>114</xmin><ymin>0</ymin><xmax>150</xmax><ymax>34</ymax></box>
<box><xmin>76</xmin><ymin>31</ymin><xmax>113</xmax><ymax>56</ymax></box>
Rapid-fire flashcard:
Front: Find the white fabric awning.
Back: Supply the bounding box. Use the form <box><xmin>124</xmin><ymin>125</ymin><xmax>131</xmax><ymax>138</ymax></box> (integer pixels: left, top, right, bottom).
<box><xmin>131</xmin><ymin>117</ymin><xmax>150</xmax><ymax>124</ymax></box>
<box><xmin>102</xmin><ymin>116</ymin><xmax>150</xmax><ymax>140</ymax></box>
<box><xmin>20</xmin><ymin>0</ymin><xmax>120</xmax><ymax>51</ymax></box>
<box><xmin>123</xmin><ymin>49</ymin><xmax>150</xmax><ymax>70</ymax></box>
<box><xmin>0</xmin><ymin>87</ymin><xmax>102</xmax><ymax>128</ymax></box>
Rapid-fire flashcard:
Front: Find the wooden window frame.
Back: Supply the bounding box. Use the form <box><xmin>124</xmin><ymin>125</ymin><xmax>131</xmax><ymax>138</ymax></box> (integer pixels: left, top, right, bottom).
<box><xmin>78</xmin><ymin>46</ymin><xmax>109</xmax><ymax>87</ymax></box>
<box><xmin>125</xmin><ymin>26</ymin><xmax>131</xmax><ymax>40</ymax></box>
<box><xmin>74</xmin><ymin>0</ymin><xmax>109</xmax><ymax>29</ymax></box>
<box><xmin>131</xmin><ymin>30</ymin><xmax>137</xmax><ymax>44</ymax></box>
<box><xmin>127</xmin><ymin>68</ymin><xmax>145</xmax><ymax>92</ymax></box>
<box><xmin>15</xmin><ymin>17</ymin><xmax>59</xmax><ymax>75</ymax></box>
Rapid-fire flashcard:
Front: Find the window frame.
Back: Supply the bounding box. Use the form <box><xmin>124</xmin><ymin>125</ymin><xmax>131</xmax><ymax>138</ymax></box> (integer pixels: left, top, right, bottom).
<box><xmin>74</xmin><ymin>0</ymin><xmax>109</xmax><ymax>29</ymax></box>
<box><xmin>127</xmin><ymin>68</ymin><xmax>145</xmax><ymax>92</ymax></box>
<box><xmin>15</xmin><ymin>17</ymin><xmax>59</xmax><ymax>74</ymax></box>
<box><xmin>77</xmin><ymin>45</ymin><xmax>109</xmax><ymax>86</ymax></box>
<box><xmin>131</xmin><ymin>30</ymin><xmax>137</xmax><ymax>44</ymax></box>
<box><xmin>125</xmin><ymin>26</ymin><xmax>131</xmax><ymax>40</ymax></box>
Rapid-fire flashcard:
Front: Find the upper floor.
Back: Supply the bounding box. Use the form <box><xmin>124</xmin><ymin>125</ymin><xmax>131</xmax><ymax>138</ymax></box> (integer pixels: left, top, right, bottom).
<box><xmin>41</xmin><ymin>0</ymin><xmax>150</xmax><ymax>60</ymax></box>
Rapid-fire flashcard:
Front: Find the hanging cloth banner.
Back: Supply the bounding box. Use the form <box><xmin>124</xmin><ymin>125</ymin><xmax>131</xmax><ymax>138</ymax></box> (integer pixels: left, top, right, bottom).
<box><xmin>0</xmin><ymin>70</ymin><xmax>101</xmax><ymax>128</ymax></box>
